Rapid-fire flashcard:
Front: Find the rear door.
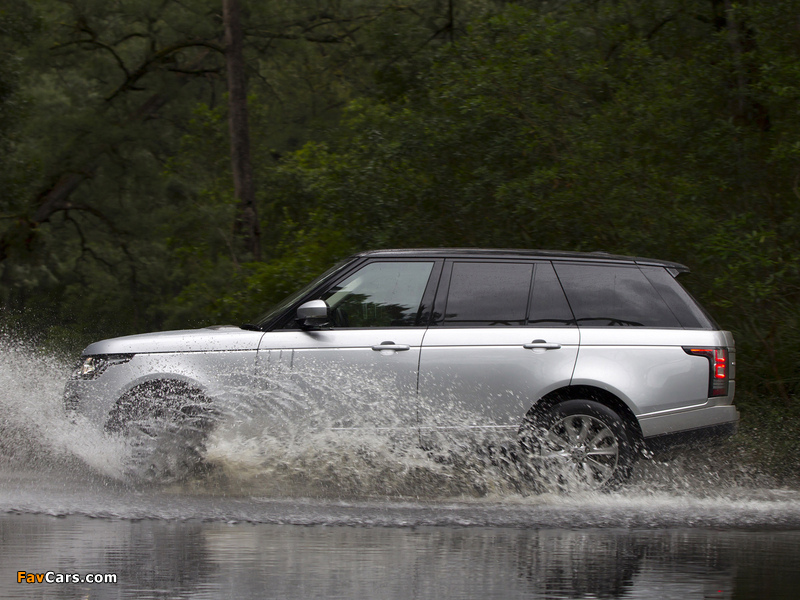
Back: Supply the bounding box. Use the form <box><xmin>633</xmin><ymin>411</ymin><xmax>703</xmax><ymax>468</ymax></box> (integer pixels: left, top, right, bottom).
<box><xmin>555</xmin><ymin>262</ymin><xmax>712</xmax><ymax>416</ymax></box>
<box><xmin>417</xmin><ymin>260</ymin><xmax>579</xmax><ymax>440</ymax></box>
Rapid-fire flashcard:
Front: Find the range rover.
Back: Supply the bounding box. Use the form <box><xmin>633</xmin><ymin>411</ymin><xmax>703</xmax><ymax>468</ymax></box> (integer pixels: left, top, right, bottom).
<box><xmin>64</xmin><ymin>249</ymin><xmax>738</xmax><ymax>486</ymax></box>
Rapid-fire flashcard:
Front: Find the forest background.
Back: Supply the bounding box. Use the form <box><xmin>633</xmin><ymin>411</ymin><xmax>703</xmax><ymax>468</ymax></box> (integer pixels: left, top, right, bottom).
<box><xmin>1</xmin><ymin>0</ymin><xmax>799</xmax><ymax>474</ymax></box>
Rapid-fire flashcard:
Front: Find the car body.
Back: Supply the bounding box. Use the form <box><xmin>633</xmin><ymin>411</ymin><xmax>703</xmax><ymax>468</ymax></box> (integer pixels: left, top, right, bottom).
<box><xmin>64</xmin><ymin>248</ymin><xmax>738</xmax><ymax>486</ymax></box>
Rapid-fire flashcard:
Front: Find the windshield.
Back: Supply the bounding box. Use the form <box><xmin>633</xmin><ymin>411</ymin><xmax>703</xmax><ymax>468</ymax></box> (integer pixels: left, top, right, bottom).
<box><xmin>251</xmin><ymin>259</ymin><xmax>352</xmax><ymax>328</ymax></box>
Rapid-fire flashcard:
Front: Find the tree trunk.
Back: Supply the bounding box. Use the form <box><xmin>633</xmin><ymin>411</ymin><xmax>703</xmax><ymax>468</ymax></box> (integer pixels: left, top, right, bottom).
<box><xmin>223</xmin><ymin>0</ymin><xmax>261</xmax><ymax>261</ymax></box>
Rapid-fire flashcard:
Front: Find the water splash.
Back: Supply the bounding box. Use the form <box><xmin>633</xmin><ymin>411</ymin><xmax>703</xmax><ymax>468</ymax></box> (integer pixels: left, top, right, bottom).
<box><xmin>191</xmin><ymin>366</ymin><xmax>535</xmax><ymax>498</ymax></box>
<box><xmin>2</xmin><ymin>333</ymin><xmax>800</xmax><ymax>529</ymax></box>
<box><xmin>0</xmin><ymin>335</ymin><xmax>129</xmax><ymax>479</ymax></box>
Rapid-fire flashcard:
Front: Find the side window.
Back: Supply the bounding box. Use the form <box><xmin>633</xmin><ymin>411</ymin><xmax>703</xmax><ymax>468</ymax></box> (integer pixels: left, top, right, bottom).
<box><xmin>554</xmin><ymin>263</ymin><xmax>682</xmax><ymax>328</ymax></box>
<box><xmin>320</xmin><ymin>261</ymin><xmax>434</xmax><ymax>328</ymax></box>
<box><xmin>443</xmin><ymin>262</ymin><xmax>533</xmax><ymax>326</ymax></box>
<box><xmin>639</xmin><ymin>266</ymin><xmax>716</xmax><ymax>330</ymax></box>
<box><xmin>529</xmin><ymin>262</ymin><xmax>575</xmax><ymax>327</ymax></box>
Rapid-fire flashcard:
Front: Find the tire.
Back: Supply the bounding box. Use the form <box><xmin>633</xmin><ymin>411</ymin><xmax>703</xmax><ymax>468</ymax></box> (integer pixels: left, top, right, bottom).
<box><xmin>106</xmin><ymin>380</ymin><xmax>217</xmax><ymax>480</ymax></box>
<box><xmin>520</xmin><ymin>400</ymin><xmax>636</xmax><ymax>490</ymax></box>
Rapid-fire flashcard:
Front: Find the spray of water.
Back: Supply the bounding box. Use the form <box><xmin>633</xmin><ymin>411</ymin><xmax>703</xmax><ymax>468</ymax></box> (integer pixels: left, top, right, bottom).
<box><xmin>0</xmin><ymin>335</ymin><xmax>131</xmax><ymax>479</ymax></box>
<box><xmin>189</xmin><ymin>363</ymin><xmax>547</xmax><ymax>499</ymax></box>
<box><xmin>0</xmin><ymin>333</ymin><xmax>796</xmax><ymax>511</ymax></box>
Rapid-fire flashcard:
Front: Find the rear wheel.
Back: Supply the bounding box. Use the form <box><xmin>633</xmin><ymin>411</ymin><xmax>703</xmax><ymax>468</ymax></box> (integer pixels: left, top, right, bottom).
<box><xmin>520</xmin><ymin>400</ymin><xmax>636</xmax><ymax>490</ymax></box>
<box><xmin>106</xmin><ymin>381</ymin><xmax>217</xmax><ymax>480</ymax></box>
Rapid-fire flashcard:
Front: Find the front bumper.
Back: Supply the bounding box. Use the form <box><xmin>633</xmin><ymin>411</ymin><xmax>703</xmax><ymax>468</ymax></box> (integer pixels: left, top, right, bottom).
<box><xmin>63</xmin><ymin>378</ymin><xmax>119</xmax><ymax>424</ymax></box>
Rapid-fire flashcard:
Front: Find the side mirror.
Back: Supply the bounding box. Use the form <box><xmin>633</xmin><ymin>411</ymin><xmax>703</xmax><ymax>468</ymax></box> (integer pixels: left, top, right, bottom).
<box><xmin>296</xmin><ymin>299</ymin><xmax>330</xmax><ymax>329</ymax></box>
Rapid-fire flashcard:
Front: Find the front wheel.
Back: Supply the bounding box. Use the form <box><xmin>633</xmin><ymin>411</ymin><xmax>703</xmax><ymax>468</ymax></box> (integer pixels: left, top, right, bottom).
<box><xmin>520</xmin><ymin>400</ymin><xmax>636</xmax><ymax>490</ymax></box>
<box><xmin>106</xmin><ymin>381</ymin><xmax>217</xmax><ymax>480</ymax></box>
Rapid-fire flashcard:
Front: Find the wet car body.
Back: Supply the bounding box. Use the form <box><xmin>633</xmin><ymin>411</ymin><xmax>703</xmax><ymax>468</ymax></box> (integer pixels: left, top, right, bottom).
<box><xmin>64</xmin><ymin>248</ymin><xmax>739</xmax><ymax>485</ymax></box>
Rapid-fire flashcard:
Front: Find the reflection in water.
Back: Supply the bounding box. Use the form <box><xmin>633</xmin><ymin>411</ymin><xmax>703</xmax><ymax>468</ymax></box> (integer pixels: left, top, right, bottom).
<box><xmin>3</xmin><ymin>514</ymin><xmax>800</xmax><ymax>599</ymax></box>
<box><xmin>3</xmin><ymin>335</ymin><xmax>800</xmax><ymax>598</ymax></box>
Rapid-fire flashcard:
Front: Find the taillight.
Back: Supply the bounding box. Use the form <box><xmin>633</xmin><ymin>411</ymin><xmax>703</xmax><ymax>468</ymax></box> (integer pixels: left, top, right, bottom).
<box><xmin>683</xmin><ymin>347</ymin><xmax>729</xmax><ymax>397</ymax></box>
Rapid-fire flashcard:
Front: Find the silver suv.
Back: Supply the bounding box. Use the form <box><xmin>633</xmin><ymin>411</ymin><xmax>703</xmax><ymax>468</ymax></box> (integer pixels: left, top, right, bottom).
<box><xmin>64</xmin><ymin>249</ymin><xmax>738</xmax><ymax>486</ymax></box>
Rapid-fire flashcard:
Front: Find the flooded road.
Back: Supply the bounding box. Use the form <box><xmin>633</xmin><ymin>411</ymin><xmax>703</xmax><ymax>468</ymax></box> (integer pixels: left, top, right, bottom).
<box><xmin>4</xmin><ymin>512</ymin><xmax>800</xmax><ymax>600</ymax></box>
<box><xmin>2</xmin><ymin>338</ymin><xmax>800</xmax><ymax>598</ymax></box>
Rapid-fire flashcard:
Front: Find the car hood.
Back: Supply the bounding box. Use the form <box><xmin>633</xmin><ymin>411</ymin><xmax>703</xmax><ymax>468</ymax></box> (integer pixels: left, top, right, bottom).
<box><xmin>82</xmin><ymin>326</ymin><xmax>265</xmax><ymax>355</ymax></box>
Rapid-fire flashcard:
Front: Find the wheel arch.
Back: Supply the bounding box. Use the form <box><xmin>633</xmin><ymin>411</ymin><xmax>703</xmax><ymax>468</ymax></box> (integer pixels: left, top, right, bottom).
<box><xmin>116</xmin><ymin>373</ymin><xmax>210</xmax><ymax>401</ymax></box>
<box><xmin>105</xmin><ymin>376</ymin><xmax>213</xmax><ymax>433</ymax></box>
<box><xmin>527</xmin><ymin>385</ymin><xmax>644</xmax><ymax>445</ymax></box>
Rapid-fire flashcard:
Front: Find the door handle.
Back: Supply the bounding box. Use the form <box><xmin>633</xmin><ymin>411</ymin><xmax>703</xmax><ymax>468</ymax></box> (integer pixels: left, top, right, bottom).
<box><xmin>523</xmin><ymin>339</ymin><xmax>562</xmax><ymax>350</ymax></box>
<box><xmin>372</xmin><ymin>342</ymin><xmax>411</xmax><ymax>352</ymax></box>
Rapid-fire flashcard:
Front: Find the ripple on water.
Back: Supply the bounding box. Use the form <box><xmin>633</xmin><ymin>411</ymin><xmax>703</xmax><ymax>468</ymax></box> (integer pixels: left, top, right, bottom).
<box><xmin>2</xmin><ymin>334</ymin><xmax>800</xmax><ymax>529</ymax></box>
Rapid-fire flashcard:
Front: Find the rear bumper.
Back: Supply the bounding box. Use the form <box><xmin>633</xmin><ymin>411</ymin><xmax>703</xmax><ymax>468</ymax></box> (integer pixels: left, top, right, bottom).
<box><xmin>643</xmin><ymin>420</ymin><xmax>738</xmax><ymax>453</ymax></box>
<box><xmin>639</xmin><ymin>404</ymin><xmax>739</xmax><ymax>450</ymax></box>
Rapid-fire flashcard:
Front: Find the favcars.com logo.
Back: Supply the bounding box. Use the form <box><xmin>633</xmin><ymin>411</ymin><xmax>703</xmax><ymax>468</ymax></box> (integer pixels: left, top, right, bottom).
<box><xmin>17</xmin><ymin>571</ymin><xmax>118</xmax><ymax>584</ymax></box>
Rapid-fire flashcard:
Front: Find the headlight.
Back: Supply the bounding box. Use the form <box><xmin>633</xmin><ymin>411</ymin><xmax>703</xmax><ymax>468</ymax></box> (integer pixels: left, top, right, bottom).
<box><xmin>70</xmin><ymin>354</ymin><xmax>134</xmax><ymax>380</ymax></box>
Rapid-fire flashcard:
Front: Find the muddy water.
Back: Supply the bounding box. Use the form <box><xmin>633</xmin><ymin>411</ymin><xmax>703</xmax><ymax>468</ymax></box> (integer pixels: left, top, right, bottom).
<box><xmin>2</xmin><ymin>337</ymin><xmax>800</xmax><ymax>598</ymax></box>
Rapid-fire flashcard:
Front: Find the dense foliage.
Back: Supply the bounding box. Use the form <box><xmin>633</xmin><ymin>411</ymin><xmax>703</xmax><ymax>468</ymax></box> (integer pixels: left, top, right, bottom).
<box><xmin>1</xmin><ymin>0</ymin><xmax>799</xmax><ymax>402</ymax></box>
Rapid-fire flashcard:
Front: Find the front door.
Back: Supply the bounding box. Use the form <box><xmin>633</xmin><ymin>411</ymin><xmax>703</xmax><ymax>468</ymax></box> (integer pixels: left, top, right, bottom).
<box><xmin>255</xmin><ymin>259</ymin><xmax>440</xmax><ymax>436</ymax></box>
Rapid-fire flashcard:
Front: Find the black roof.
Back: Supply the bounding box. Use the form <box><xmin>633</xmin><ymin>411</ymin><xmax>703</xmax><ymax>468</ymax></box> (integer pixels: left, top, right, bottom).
<box><xmin>355</xmin><ymin>248</ymin><xmax>689</xmax><ymax>272</ymax></box>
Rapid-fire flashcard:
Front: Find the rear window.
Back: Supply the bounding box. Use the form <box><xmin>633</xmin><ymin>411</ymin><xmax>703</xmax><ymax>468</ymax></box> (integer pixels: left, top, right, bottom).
<box><xmin>529</xmin><ymin>262</ymin><xmax>575</xmax><ymax>327</ymax></box>
<box><xmin>639</xmin><ymin>266</ymin><xmax>716</xmax><ymax>329</ymax></box>
<box><xmin>439</xmin><ymin>261</ymin><xmax>575</xmax><ymax>327</ymax></box>
<box><xmin>554</xmin><ymin>263</ymin><xmax>682</xmax><ymax>328</ymax></box>
<box><xmin>443</xmin><ymin>262</ymin><xmax>533</xmax><ymax>326</ymax></box>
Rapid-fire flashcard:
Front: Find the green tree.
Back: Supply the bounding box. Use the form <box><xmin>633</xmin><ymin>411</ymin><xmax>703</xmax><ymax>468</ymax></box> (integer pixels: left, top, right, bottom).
<box><xmin>269</xmin><ymin>0</ymin><xmax>800</xmax><ymax>398</ymax></box>
<box><xmin>0</xmin><ymin>0</ymin><xmax>490</xmax><ymax>344</ymax></box>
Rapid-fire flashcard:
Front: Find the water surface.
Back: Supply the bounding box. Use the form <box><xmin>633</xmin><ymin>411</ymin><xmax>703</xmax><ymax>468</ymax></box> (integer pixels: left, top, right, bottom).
<box><xmin>2</xmin><ymin>336</ymin><xmax>800</xmax><ymax>598</ymax></box>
